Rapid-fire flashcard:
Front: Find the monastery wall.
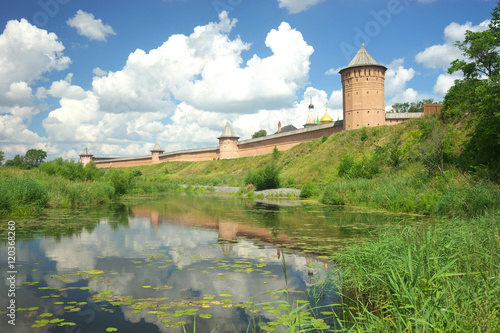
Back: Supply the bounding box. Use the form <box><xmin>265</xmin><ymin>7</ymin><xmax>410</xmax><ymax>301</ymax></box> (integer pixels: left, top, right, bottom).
<box><xmin>158</xmin><ymin>147</ymin><xmax>219</xmax><ymax>162</ymax></box>
<box><xmin>237</xmin><ymin>121</ymin><xmax>344</xmax><ymax>157</ymax></box>
<box><xmin>385</xmin><ymin>112</ymin><xmax>424</xmax><ymax>126</ymax></box>
<box><xmin>95</xmin><ymin>156</ymin><xmax>152</xmax><ymax>168</ymax></box>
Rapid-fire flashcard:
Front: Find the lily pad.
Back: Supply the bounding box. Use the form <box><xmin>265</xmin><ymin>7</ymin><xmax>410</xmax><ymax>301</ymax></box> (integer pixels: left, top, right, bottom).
<box><xmin>199</xmin><ymin>314</ymin><xmax>212</xmax><ymax>319</ymax></box>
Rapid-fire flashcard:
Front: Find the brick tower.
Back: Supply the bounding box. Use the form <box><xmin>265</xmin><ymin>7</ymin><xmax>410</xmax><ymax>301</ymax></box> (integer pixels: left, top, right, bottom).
<box><xmin>79</xmin><ymin>146</ymin><xmax>93</xmax><ymax>167</ymax></box>
<box><xmin>218</xmin><ymin>122</ymin><xmax>240</xmax><ymax>159</ymax></box>
<box><xmin>151</xmin><ymin>142</ymin><xmax>164</xmax><ymax>164</ymax></box>
<box><xmin>339</xmin><ymin>45</ymin><xmax>387</xmax><ymax>130</ymax></box>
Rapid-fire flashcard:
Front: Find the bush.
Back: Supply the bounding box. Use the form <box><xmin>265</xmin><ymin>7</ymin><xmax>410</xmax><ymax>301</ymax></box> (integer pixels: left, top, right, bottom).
<box><xmin>105</xmin><ymin>169</ymin><xmax>133</xmax><ymax>196</ymax></box>
<box><xmin>244</xmin><ymin>163</ymin><xmax>281</xmax><ymax>191</ymax></box>
<box><xmin>320</xmin><ymin>185</ymin><xmax>346</xmax><ymax>205</ymax></box>
<box><xmin>360</xmin><ymin>127</ymin><xmax>368</xmax><ymax>141</ymax></box>
<box><xmin>338</xmin><ymin>153</ymin><xmax>380</xmax><ymax>179</ymax></box>
<box><xmin>299</xmin><ymin>182</ymin><xmax>317</xmax><ymax>198</ymax></box>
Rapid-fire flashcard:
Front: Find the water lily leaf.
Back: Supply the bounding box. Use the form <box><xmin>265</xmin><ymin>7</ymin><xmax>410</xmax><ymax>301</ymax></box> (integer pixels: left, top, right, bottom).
<box><xmin>199</xmin><ymin>314</ymin><xmax>212</xmax><ymax>319</ymax></box>
<box><xmin>106</xmin><ymin>327</ymin><xmax>118</xmax><ymax>332</ymax></box>
<box><xmin>39</xmin><ymin>313</ymin><xmax>53</xmax><ymax>317</ymax></box>
<box><xmin>219</xmin><ymin>294</ymin><xmax>233</xmax><ymax>297</ymax></box>
<box><xmin>50</xmin><ymin>318</ymin><xmax>65</xmax><ymax>324</ymax></box>
<box><xmin>75</xmin><ymin>270</ymin><xmax>104</xmax><ymax>275</ymax></box>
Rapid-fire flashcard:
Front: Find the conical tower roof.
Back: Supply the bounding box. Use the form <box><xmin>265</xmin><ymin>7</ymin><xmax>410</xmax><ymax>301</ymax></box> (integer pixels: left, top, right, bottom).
<box><xmin>218</xmin><ymin>122</ymin><xmax>240</xmax><ymax>139</ymax></box>
<box><xmin>151</xmin><ymin>141</ymin><xmax>164</xmax><ymax>153</ymax></box>
<box><xmin>80</xmin><ymin>146</ymin><xmax>93</xmax><ymax>156</ymax></box>
<box><xmin>340</xmin><ymin>46</ymin><xmax>387</xmax><ymax>72</ymax></box>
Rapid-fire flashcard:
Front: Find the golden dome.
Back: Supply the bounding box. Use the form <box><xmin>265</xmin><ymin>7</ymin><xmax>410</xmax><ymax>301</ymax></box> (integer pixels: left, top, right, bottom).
<box><xmin>320</xmin><ymin>110</ymin><xmax>333</xmax><ymax>123</ymax></box>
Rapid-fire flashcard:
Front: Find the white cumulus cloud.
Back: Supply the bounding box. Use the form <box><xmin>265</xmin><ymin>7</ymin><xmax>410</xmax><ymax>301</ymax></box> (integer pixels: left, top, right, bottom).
<box><xmin>92</xmin><ymin>11</ymin><xmax>313</xmax><ymax>114</ymax></box>
<box><xmin>415</xmin><ymin>20</ymin><xmax>490</xmax><ymax>69</ymax></box>
<box><xmin>384</xmin><ymin>58</ymin><xmax>419</xmax><ymax>105</ymax></box>
<box><xmin>67</xmin><ymin>10</ymin><xmax>116</xmax><ymax>41</ymax></box>
<box><xmin>0</xmin><ymin>19</ymin><xmax>71</xmax><ymax>88</ymax></box>
<box><xmin>433</xmin><ymin>72</ymin><xmax>462</xmax><ymax>95</ymax></box>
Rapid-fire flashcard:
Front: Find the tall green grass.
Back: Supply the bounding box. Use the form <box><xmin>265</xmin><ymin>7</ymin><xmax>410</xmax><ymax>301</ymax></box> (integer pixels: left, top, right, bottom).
<box><xmin>0</xmin><ymin>168</ymin><xmax>115</xmax><ymax>216</ymax></box>
<box><xmin>320</xmin><ymin>170</ymin><xmax>500</xmax><ymax>218</ymax></box>
<box><xmin>331</xmin><ymin>212</ymin><xmax>500</xmax><ymax>332</ymax></box>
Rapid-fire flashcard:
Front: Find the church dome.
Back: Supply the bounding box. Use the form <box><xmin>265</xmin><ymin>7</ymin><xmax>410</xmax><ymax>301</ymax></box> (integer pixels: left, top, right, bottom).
<box><xmin>320</xmin><ymin>110</ymin><xmax>333</xmax><ymax>123</ymax></box>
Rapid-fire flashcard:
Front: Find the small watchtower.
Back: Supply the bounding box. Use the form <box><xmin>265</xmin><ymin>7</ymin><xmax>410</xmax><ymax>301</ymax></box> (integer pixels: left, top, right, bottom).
<box><xmin>218</xmin><ymin>122</ymin><xmax>240</xmax><ymax>160</ymax></box>
<box><xmin>79</xmin><ymin>146</ymin><xmax>93</xmax><ymax>167</ymax></box>
<box><xmin>151</xmin><ymin>142</ymin><xmax>164</xmax><ymax>164</ymax></box>
<box><xmin>339</xmin><ymin>45</ymin><xmax>387</xmax><ymax>130</ymax></box>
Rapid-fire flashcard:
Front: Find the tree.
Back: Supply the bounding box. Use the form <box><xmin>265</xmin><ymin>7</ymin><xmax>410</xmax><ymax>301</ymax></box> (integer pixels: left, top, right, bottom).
<box><xmin>24</xmin><ymin>149</ymin><xmax>47</xmax><ymax>169</ymax></box>
<box><xmin>389</xmin><ymin>99</ymin><xmax>435</xmax><ymax>113</ymax></box>
<box><xmin>252</xmin><ymin>130</ymin><xmax>267</xmax><ymax>139</ymax></box>
<box><xmin>0</xmin><ymin>150</ymin><xmax>4</xmax><ymax>165</ymax></box>
<box><xmin>5</xmin><ymin>155</ymin><xmax>25</xmax><ymax>168</ymax></box>
<box><xmin>449</xmin><ymin>3</ymin><xmax>500</xmax><ymax>79</ymax></box>
<box><xmin>445</xmin><ymin>1</ymin><xmax>500</xmax><ymax>175</ymax></box>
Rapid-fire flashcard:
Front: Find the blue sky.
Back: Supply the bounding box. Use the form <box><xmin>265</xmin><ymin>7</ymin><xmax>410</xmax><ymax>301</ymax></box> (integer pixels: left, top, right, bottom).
<box><xmin>0</xmin><ymin>0</ymin><xmax>496</xmax><ymax>160</ymax></box>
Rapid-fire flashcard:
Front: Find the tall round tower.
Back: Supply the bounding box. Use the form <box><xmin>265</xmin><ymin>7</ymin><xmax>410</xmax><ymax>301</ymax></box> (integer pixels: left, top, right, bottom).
<box><xmin>339</xmin><ymin>45</ymin><xmax>387</xmax><ymax>130</ymax></box>
<box><xmin>218</xmin><ymin>122</ymin><xmax>240</xmax><ymax>160</ymax></box>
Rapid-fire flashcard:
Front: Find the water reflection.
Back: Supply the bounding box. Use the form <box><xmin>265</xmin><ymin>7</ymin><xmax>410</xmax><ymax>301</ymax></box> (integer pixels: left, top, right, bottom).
<box><xmin>0</xmin><ymin>193</ymin><xmax>420</xmax><ymax>332</ymax></box>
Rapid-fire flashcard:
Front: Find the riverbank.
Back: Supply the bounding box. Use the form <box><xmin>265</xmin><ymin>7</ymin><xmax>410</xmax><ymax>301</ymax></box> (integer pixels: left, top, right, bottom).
<box><xmin>331</xmin><ymin>211</ymin><xmax>500</xmax><ymax>332</ymax></box>
<box><xmin>0</xmin><ymin>167</ymin><xmax>115</xmax><ymax>216</ymax></box>
<box><xmin>2</xmin><ymin>115</ymin><xmax>500</xmax><ymax>219</ymax></box>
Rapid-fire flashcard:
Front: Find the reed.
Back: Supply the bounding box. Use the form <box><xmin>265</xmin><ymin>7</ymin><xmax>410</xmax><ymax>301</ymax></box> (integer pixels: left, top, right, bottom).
<box><xmin>331</xmin><ymin>212</ymin><xmax>500</xmax><ymax>332</ymax></box>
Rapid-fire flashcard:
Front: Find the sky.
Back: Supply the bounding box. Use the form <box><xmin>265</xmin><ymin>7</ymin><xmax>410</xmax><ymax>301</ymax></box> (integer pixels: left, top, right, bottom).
<box><xmin>0</xmin><ymin>0</ymin><xmax>496</xmax><ymax>160</ymax></box>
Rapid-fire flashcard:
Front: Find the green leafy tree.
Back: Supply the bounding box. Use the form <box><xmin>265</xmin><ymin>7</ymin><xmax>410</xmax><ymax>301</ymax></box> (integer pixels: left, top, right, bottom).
<box><xmin>445</xmin><ymin>1</ymin><xmax>500</xmax><ymax>175</ymax></box>
<box><xmin>5</xmin><ymin>155</ymin><xmax>25</xmax><ymax>168</ymax></box>
<box><xmin>252</xmin><ymin>129</ymin><xmax>267</xmax><ymax>139</ymax></box>
<box><xmin>24</xmin><ymin>149</ymin><xmax>47</xmax><ymax>169</ymax></box>
<box><xmin>0</xmin><ymin>150</ymin><xmax>4</xmax><ymax>165</ymax></box>
<box><xmin>390</xmin><ymin>99</ymin><xmax>435</xmax><ymax>113</ymax></box>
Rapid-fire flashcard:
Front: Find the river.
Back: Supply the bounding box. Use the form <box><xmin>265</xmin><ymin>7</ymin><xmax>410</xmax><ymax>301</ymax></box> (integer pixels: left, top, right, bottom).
<box><xmin>0</xmin><ymin>192</ymin><xmax>421</xmax><ymax>332</ymax></box>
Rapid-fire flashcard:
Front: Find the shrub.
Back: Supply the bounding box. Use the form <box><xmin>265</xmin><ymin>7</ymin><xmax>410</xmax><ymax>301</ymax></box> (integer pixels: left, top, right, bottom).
<box><xmin>320</xmin><ymin>185</ymin><xmax>346</xmax><ymax>205</ymax></box>
<box><xmin>299</xmin><ymin>182</ymin><xmax>317</xmax><ymax>198</ymax></box>
<box><xmin>338</xmin><ymin>153</ymin><xmax>380</xmax><ymax>179</ymax></box>
<box><xmin>131</xmin><ymin>169</ymin><xmax>142</xmax><ymax>177</ymax></box>
<box><xmin>244</xmin><ymin>163</ymin><xmax>281</xmax><ymax>191</ymax></box>
<box><xmin>360</xmin><ymin>127</ymin><xmax>368</xmax><ymax>141</ymax></box>
<box><xmin>105</xmin><ymin>169</ymin><xmax>133</xmax><ymax>196</ymax></box>
<box><xmin>272</xmin><ymin>146</ymin><xmax>281</xmax><ymax>160</ymax></box>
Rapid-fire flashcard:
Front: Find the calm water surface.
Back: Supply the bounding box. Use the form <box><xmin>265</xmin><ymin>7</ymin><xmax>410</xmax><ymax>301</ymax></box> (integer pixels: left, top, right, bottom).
<box><xmin>0</xmin><ymin>193</ymin><xmax>421</xmax><ymax>332</ymax></box>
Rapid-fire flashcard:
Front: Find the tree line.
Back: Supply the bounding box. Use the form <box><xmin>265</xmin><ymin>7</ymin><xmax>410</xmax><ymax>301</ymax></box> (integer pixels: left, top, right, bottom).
<box><xmin>0</xmin><ymin>149</ymin><xmax>47</xmax><ymax>169</ymax></box>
